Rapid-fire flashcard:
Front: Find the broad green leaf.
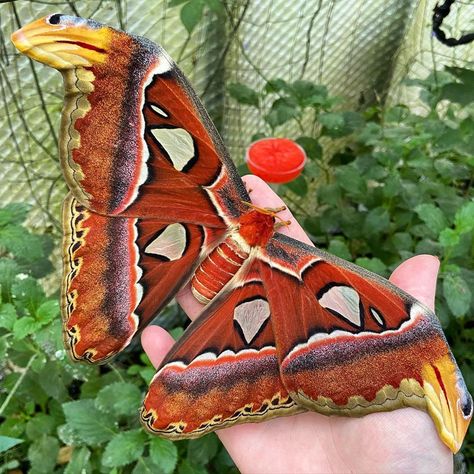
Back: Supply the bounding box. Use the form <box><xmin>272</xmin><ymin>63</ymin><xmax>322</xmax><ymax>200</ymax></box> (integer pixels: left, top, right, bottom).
<box><xmin>149</xmin><ymin>438</ymin><xmax>178</xmax><ymax>474</ymax></box>
<box><xmin>355</xmin><ymin>257</ymin><xmax>387</xmax><ymax>276</ymax></box>
<box><xmin>319</xmin><ymin>112</ymin><xmax>345</xmax><ymax>135</ymax></box>
<box><xmin>13</xmin><ymin>317</ymin><xmax>40</xmax><ymax>340</ymax></box>
<box><xmin>0</xmin><ymin>258</ymin><xmax>20</xmax><ymax>302</ymax></box>
<box><xmin>439</xmin><ymin>228</ymin><xmax>460</xmax><ymax>248</ymax></box>
<box><xmin>0</xmin><ymin>435</ymin><xmax>23</xmax><ymax>454</ymax></box>
<box><xmin>264</xmin><ymin>78</ymin><xmax>287</xmax><ymax>94</ymax></box>
<box><xmin>0</xmin><ymin>303</ymin><xmax>17</xmax><ymax>330</ymax></box>
<box><xmin>415</xmin><ymin>204</ymin><xmax>448</xmax><ymax>235</ymax></box>
<box><xmin>37</xmin><ymin>360</ymin><xmax>70</xmax><ymax>401</ymax></box>
<box><xmin>335</xmin><ymin>165</ymin><xmax>366</xmax><ymax>198</ymax></box>
<box><xmin>228</xmin><ymin>83</ymin><xmax>259</xmax><ymax>107</ymax></box>
<box><xmin>63</xmin><ymin>399</ymin><xmax>117</xmax><ymax>445</ymax></box>
<box><xmin>288</xmin><ymin>80</ymin><xmax>327</xmax><ymax>107</ymax></box>
<box><xmin>95</xmin><ymin>382</ymin><xmax>142</xmax><ymax>416</ymax></box>
<box><xmin>28</xmin><ymin>435</ymin><xmax>59</xmax><ymax>473</ymax></box>
<box><xmin>443</xmin><ymin>273</ymin><xmax>471</xmax><ymax>317</ymax></box>
<box><xmin>179</xmin><ymin>459</ymin><xmax>208</xmax><ymax>474</ymax></box>
<box><xmin>204</xmin><ymin>0</ymin><xmax>225</xmax><ymax>15</ymax></box>
<box><xmin>187</xmin><ymin>434</ymin><xmax>219</xmax><ymax>465</ymax></box>
<box><xmin>36</xmin><ymin>299</ymin><xmax>60</xmax><ymax>325</ymax></box>
<box><xmin>102</xmin><ymin>430</ymin><xmax>146</xmax><ymax>468</ymax></box>
<box><xmin>64</xmin><ymin>446</ymin><xmax>92</xmax><ymax>474</ymax></box>
<box><xmin>132</xmin><ymin>457</ymin><xmax>163</xmax><ymax>474</ymax></box>
<box><xmin>296</xmin><ymin>136</ymin><xmax>322</xmax><ymax>160</ymax></box>
<box><xmin>0</xmin><ymin>203</ymin><xmax>30</xmax><ymax>227</ymax></box>
<box><xmin>391</xmin><ymin>232</ymin><xmax>413</xmax><ymax>251</ymax></box>
<box><xmin>328</xmin><ymin>239</ymin><xmax>351</xmax><ymax>260</ymax></box>
<box><xmin>57</xmin><ymin>424</ymin><xmax>83</xmax><ymax>446</ymax></box>
<box><xmin>284</xmin><ymin>175</ymin><xmax>308</xmax><ymax>197</ymax></box>
<box><xmin>265</xmin><ymin>98</ymin><xmax>298</xmax><ymax>128</ymax></box>
<box><xmin>363</xmin><ymin>207</ymin><xmax>390</xmax><ymax>236</ymax></box>
<box><xmin>169</xmin><ymin>0</ymin><xmax>189</xmax><ymax>6</ymax></box>
<box><xmin>441</xmin><ymin>83</ymin><xmax>474</xmax><ymax>106</ymax></box>
<box><xmin>11</xmin><ymin>276</ymin><xmax>46</xmax><ymax>314</ymax></box>
<box><xmin>454</xmin><ymin>201</ymin><xmax>474</xmax><ymax>234</ymax></box>
<box><xmin>180</xmin><ymin>0</ymin><xmax>204</xmax><ymax>34</ymax></box>
<box><xmin>0</xmin><ymin>225</ymin><xmax>44</xmax><ymax>262</ymax></box>
<box><xmin>25</xmin><ymin>413</ymin><xmax>57</xmax><ymax>440</ymax></box>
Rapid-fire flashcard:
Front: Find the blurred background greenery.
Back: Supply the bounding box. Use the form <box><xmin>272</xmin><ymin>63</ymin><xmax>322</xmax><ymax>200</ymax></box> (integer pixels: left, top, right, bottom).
<box><xmin>0</xmin><ymin>0</ymin><xmax>473</xmax><ymax>472</ymax></box>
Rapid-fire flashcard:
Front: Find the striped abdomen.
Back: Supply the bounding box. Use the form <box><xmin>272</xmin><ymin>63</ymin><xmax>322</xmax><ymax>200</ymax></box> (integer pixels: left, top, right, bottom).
<box><xmin>191</xmin><ymin>237</ymin><xmax>248</xmax><ymax>304</ymax></box>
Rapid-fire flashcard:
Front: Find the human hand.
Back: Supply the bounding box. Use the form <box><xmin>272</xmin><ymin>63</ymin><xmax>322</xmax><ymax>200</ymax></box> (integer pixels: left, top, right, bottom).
<box><xmin>142</xmin><ymin>176</ymin><xmax>453</xmax><ymax>474</ymax></box>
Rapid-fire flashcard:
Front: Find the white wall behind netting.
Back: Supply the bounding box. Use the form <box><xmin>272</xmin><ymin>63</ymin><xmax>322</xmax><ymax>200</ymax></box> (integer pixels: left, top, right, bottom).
<box><xmin>1</xmin><ymin>0</ymin><xmax>473</xmax><ymax>229</ymax></box>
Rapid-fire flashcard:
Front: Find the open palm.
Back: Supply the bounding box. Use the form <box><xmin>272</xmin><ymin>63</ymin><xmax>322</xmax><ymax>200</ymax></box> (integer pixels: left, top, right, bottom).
<box><xmin>142</xmin><ymin>176</ymin><xmax>452</xmax><ymax>474</ymax></box>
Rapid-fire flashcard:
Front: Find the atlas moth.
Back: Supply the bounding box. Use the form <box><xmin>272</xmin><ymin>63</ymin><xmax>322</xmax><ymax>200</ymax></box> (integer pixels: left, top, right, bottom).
<box><xmin>11</xmin><ymin>14</ymin><xmax>472</xmax><ymax>452</ymax></box>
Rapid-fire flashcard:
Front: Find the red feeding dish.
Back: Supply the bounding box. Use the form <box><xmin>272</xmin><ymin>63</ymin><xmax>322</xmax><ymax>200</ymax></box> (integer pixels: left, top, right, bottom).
<box><xmin>245</xmin><ymin>138</ymin><xmax>307</xmax><ymax>184</ymax></box>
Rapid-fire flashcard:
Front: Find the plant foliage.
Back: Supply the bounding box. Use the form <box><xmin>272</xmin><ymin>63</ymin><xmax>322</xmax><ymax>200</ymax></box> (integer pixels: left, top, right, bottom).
<box><xmin>229</xmin><ymin>67</ymin><xmax>474</xmax><ymax>467</ymax></box>
<box><xmin>0</xmin><ymin>206</ymin><xmax>237</xmax><ymax>473</ymax></box>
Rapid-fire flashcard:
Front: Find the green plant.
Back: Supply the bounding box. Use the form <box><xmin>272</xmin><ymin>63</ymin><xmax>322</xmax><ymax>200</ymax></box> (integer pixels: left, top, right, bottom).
<box><xmin>229</xmin><ymin>66</ymin><xmax>474</xmax><ymax>466</ymax></box>
<box><xmin>0</xmin><ymin>204</ymin><xmax>237</xmax><ymax>473</ymax></box>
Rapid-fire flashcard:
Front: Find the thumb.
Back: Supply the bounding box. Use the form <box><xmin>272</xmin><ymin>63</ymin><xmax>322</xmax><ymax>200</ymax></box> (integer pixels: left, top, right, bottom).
<box><xmin>389</xmin><ymin>254</ymin><xmax>440</xmax><ymax>311</ymax></box>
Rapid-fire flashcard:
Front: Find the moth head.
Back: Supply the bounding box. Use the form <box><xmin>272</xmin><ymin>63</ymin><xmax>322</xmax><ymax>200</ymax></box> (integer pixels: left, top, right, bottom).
<box><xmin>11</xmin><ymin>14</ymin><xmax>117</xmax><ymax>69</ymax></box>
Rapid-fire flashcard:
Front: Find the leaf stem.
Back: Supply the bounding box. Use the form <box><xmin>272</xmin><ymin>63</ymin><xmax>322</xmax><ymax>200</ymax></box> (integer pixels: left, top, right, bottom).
<box><xmin>0</xmin><ymin>353</ymin><xmax>37</xmax><ymax>417</ymax></box>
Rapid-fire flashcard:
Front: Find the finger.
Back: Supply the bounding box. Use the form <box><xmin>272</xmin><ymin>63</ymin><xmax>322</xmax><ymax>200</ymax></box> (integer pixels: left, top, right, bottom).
<box><xmin>389</xmin><ymin>254</ymin><xmax>440</xmax><ymax>311</ymax></box>
<box><xmin>141</xmin><ymin>325</ymin><xmax>175</xmax><ymax>368</ymax></box>
<box><xmin>176</xmin><ymin>174</ymin><xmax>314</xmax><ymax>320</ymax></box>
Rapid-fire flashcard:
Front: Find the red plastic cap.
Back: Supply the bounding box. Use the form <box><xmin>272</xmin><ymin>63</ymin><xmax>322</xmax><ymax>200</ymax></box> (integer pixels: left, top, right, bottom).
<box><xmin>245</xmin><ymin>138</ymin><xmax>306</xmax><ymax>184</ymax></box>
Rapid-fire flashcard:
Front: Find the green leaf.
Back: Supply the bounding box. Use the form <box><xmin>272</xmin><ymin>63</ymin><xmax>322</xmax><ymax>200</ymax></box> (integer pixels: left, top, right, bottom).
<box><xmin>227</xmin><ymin>83</ymin><xmax>260</xmax><ymax>107</ymax></box>
<box><xmin>132</xmin><ymin>457</ymin><xmax>163</xmax><ymax>474</ymax></box>
<box><xmin>11</xmin><ymin>276</ymin><xmax>46</xmax><ymax>314</ymax></box>
<box><xmin>36</xmin><ymin>299</ymin><xmax>60</xmax><ymax>325</ymax></box>
<box><xmin>95</xmin><ymin>382</ymin><xmax>142</xmax><ymax>416</ymax></box>
<box><xmin>0</xmin><ymin>303</ymin><xmax>17</xmax><ymax>330</ymax></box>
<box><xmin>295</xmin><ymin>136</ymin><xmax>322</xmax><ymax>160</ymax></box>
<box><xmin>391</xmin><ymin>232</ymin><xmax>413</xmax><ymax>251</ymax></box>
<box><xmin>363</xmin><ymin>207</ymin><xmax>390</xmax><ymax>236</ymax></box>
<box><xmin>328</xmin><ymin>239</ymin><xmax>351</xmax><ymax>260</ymax></box>
<box><xmin>355</xmin><ymin>257</ymin><xmax>387</xmax><ymax>275</ymax></box>
<box><xmin>13</xmin><ymin>317</ymin><xmax>40</xmax><ymax>340</ymax></box>
<box><xmin>179</xmin><ymin>459</ymin><xmax>208</xmax><ymax>474</ymax></box>
<box><xmin>25</xmin><ymin>413</ymin><xmax>57</xmax><ymax>440</ymax></box>
<box><xmin>0</xmin><ymin>203</ymin><xmax>30</xmax><ymax>227</ymax></box>
<box><xmin>0</xmin><ymin>225</ymin><xmax>44</xmax><ymax>261</ymax></box>
<box><xmin>439</xmin><ymin>228</ymin><xmax>460</xmax><ymax>248</ymax></box>
<box><xmin>265</xmin><ymin>98</ymin><xmax>298</xmax><ymax>128</ymax></box>
<box><xmin>284</xmin><ymin>175</ymin><xmax>308</xmax><ymax>197</ymax></box>
<box><xmin>187</xmin><ymin>433</ymin><xmax>219</xmax><ymax>465</ymax></box>
<box><xmin>204</xmin><ymin>0</ymin><xmax>225</xmax><ymax>15</ymax></box>
<box><xmin>0</xmin><ymin>435</ymin><xmax>23</xmax><ymax>454</ymax></box>
<box><xmin>64</xmin><ymin>446</ymin><xmax>92</xmax><ymax>474</ymax></box>
<box><xmin>0</xmin><ymin>258</ymin><xmax>20</xmax><ymax>302</ymax></box>
<box><xmin>63</xmin><ymin>399</ymin><xmax>117</xmax><ymax>445</ymax></box>
<box><xmin>441</xmin><ymin>83</ymin><xmax>474</xmax><ymax>106</ymax></box>
<box><xmin>319</xmin><ymin>112</ymin><xmax>345</xmax><ymax>132</ymax></box>
<box><xmin>288</xmin><ymin>80</ymin><xmax>328</xmax><ymax>107</ymax></box>
<box><xmin>169</xmin><ymin>0</ymin><xmax>189</xmax><ymax>6</ymax></box>
<box><xmin>28</xmin><ymin>435</ymin><xmax>59</xmax><ymax>473</ymax></box>
<box><xmin>443</xmin><ymin>273</ymin><xmax>472</xmax><ymax>317</ymax></box>
<box><xmin>149</xmin><ymin>438</ymin><xmax>178</xmax><ymax>474</ymax></box>
<box><xmin>102</xmin><ymin>430</ymin><xmax>146</xmax><ymax>468</ymax></box>
<box><xmin>264</xmin><ymin>78</ymin><xmax>287</xmax><ymax>94</ymax></box>
<box><xmin>415</xmin><ymin>204</ymin><xmax>448</xmax><ymax>235</ymax></box>
<box><xmin>454</xmin><ymin>201</ymin><xmax>474</xmax><ymax>234</ymax></box>
<box><xmin>180</xmin><ymin>0</ymin><xmax>204</xmax><ymax>34</ymax></box>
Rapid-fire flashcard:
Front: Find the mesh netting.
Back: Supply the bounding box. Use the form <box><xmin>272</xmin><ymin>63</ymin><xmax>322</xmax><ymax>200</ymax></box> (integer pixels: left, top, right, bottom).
<box><xmin>1</xmin><ymin>0</ymin><xmax>473</xmax><ymax>228</ymax></box>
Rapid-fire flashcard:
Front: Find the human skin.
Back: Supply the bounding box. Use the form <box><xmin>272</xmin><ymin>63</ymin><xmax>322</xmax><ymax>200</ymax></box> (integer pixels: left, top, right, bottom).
<box><xmin>142</xmin><ymin>175</ymin><xmax>453</xmax><ymax>474</ymax></box>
